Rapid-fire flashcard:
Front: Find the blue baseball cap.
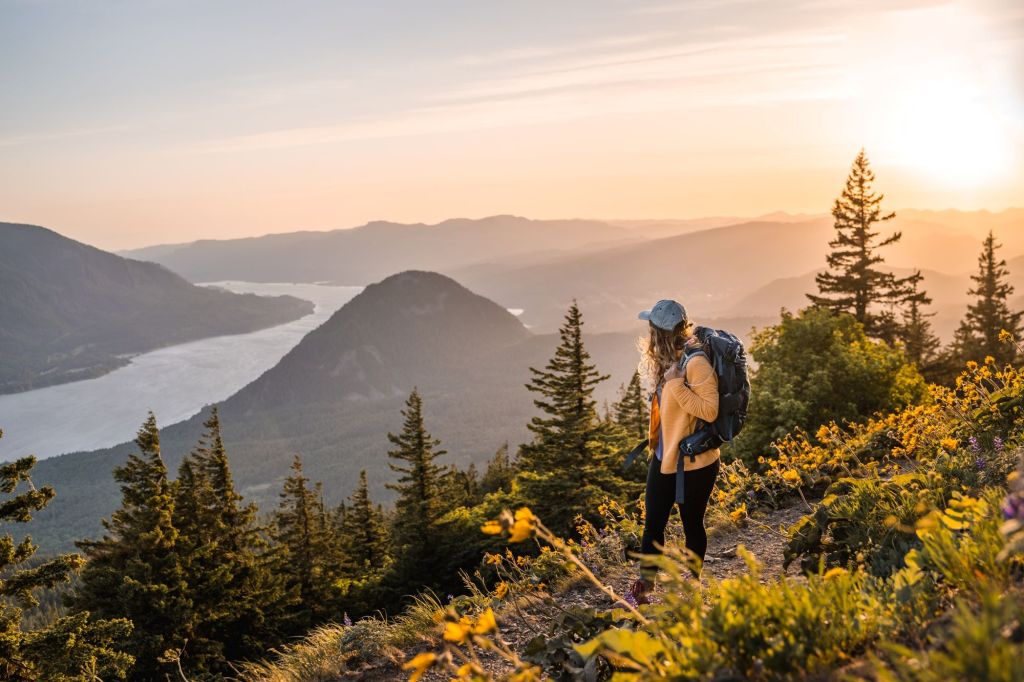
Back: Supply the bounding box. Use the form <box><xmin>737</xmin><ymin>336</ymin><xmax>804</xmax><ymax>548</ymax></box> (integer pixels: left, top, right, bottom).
<box><xmin>638</xmin><ymin>299</ymin><xmax>687</xmax><ymax>331</ymax></box>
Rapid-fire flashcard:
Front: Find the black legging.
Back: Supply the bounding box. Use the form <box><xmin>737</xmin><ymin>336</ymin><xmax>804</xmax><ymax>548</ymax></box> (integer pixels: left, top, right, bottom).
<box><xmin>639</xmin><ymin>455</ymin><xmax>720</xmax><ymax>576</ymax></box>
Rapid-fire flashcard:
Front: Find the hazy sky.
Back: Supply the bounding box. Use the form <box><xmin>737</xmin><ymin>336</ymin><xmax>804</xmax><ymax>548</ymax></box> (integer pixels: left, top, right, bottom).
<box><xmin>2</xmin><ymin>0</ymin><xmax>1022</xmax><ymax>249</ymax></box>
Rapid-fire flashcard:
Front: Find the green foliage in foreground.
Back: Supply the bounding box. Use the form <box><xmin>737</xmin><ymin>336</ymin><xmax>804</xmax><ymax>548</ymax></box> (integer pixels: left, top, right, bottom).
<box><xmin>0</xmin><ymin>430</ymin><xmax>133</xmax><ymax>681</ymax></box>
<box><xmin>367</xmin><ymin>341</ymin><xmax>1024</xmax><ymax>682</ymax></box>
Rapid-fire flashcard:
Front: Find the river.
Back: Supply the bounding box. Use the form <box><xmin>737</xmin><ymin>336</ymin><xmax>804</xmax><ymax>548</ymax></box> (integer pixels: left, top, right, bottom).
<box><xmin>0</xmin><ymin>282</ymin><xmax>362</xmax><ymax>461</ymax></box>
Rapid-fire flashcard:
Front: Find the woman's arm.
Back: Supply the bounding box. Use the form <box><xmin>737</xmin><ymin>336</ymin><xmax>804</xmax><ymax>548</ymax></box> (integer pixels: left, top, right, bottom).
<box><xmin>664</xmin><ymin>355</ymin><xmax>719</xmax><ymax>422</ymax></box>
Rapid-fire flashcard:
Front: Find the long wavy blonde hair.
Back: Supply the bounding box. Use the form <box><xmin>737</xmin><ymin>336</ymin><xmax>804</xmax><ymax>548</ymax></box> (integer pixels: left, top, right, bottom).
<box><xmin>637</xmin><ymin>319</ymin><xmax>694</xmax><ymax>397</ymax></box>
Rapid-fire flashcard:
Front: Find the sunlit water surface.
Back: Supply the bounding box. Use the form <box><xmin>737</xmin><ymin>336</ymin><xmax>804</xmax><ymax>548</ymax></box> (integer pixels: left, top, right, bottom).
<box><xmin>0</xmin><ymin>282</ymin><xmax>362</xmax><ymax>461</ymax></box>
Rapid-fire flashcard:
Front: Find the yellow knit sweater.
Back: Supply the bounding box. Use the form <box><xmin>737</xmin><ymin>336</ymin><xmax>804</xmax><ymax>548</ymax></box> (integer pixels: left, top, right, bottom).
<box><xmin>650</xmin><ymin>352</ymin><xmax>721</xmax><ymax>474</ymax></box>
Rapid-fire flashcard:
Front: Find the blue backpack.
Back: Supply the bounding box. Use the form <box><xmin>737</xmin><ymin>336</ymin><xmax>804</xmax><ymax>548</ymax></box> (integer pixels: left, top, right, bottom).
<box><xmin>677</xmin><ymin>326</ymin><xmax>751</xmax><ymax>460</ymax></box>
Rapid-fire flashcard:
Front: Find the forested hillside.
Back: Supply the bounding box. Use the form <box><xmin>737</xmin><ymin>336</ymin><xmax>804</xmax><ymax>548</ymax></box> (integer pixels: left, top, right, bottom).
<box><xmin>25</xmin><ymin>272</ymin><xmax>643</xmax><ymax>553</ymax></box>
<box><xmin>0</xmin><ymin>222</ymin><xmax>313</xmax><ymax>394</ymax></box>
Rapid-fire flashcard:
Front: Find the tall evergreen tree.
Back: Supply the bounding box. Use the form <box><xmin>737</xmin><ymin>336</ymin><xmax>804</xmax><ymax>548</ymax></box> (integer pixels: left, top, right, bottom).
<box><xmin>516</xmin><ymin>302</ymin><xmax>627</xmax><ymax>534</ymax></box>
<box><xmin>0</xmin><ymin>430</ymin><xmax>134</xmax><ymax>682</ymax></box>
<box><xmin>337</xmin><ymin>470</ymin><xmax>389</xmax><ymax>572</ymax></box>
<box><xmin>173</xmin><ymin>409</ymin><xmax>289</xmax><ymax>674</ymax></box>
<box><xmin>897</xmin><ymin>270</ymin><xmax>941</xmax><ymax>367</ymax></box>
<box><xmin>480</xmin><ymin>443</ymin><xmax>514</xmax><ymax>495</ymax></box>
<box><xmin>270</xmin><ymin>455</ymin><xmax>347</xmax><ymax>634</ymax></box>
<box><xmin>385</xmin><ymin>389</ymin><xmax>449</xmax><ymax>581</ymax></box>
<box><xmin>612</xmin><ymin>371</ymin><xmax>650</xmax><ymax>441</ymax></box>
<box><xmin>69</xmin><ymin>414</ymin><xmax>190</xmax><ymax>681</ymax></box>
<box><xmin>807</xmin><ymin>150</ymin><xmax>910</xmax><ymax>340</ymax></box>
<box><xmin>442</xmin><ymin>462</ymin><xmax>481</xmax><ymax>509</ymax></box>
<box><xmin>952</xmin><ymin>231</ymin><xmax>1024</xmax><ymax>366</ymax></box>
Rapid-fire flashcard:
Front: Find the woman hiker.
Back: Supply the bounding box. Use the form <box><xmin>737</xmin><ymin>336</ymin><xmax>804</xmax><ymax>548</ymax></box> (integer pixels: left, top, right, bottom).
<box><xmin>629</xmin><ymin>299</ymin><xmax>721</xmax><ymax>605</ymax></box>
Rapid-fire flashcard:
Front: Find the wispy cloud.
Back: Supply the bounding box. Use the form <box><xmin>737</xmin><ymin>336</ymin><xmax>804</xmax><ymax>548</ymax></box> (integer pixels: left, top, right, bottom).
<box><xmin>625</xmin><ymin>0</ymin><xmax>761</xmax><ymax>15</ymax></box>
<box><xmin>435</xmin><ymin>30</ymin><xmax>846</xmax><ymax>104</ymax></box>
<box><xmin>186</xmin><ymin>26</ymin><xmax>850</xmax><ymax>155</ymax></box>
<box><xmin>454</xmin><ymin>32</ymin><xmax>676</xmax><ymax>66</ymax></box>
<box><xmin>0</xmin><ymin>124</ymin><xmax>128</xmax><ymax>148</ymax></box>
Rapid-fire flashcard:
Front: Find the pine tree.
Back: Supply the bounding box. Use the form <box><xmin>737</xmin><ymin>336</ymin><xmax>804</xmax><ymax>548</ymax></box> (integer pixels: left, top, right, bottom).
<box><xmin>440</xmin><ymin>462</ymin><xmax>480</xmax><ymax>509</ymax></box>
<box><xmin>173</xmin><ymin>409</ymin><xmax>289</xmax><ymax>673</ymax></box>
<box><xmin>807</xmin><ymin>150</ymin><xmax>910</xmax><ymax>340</ymax></box>
<box><xmin>516</xmin><ymin>302</ymin><xmax>627</xmax><ymax>534</ymax></box>
<box><xmin>897</xmin><ymin>270</ymin><xmax>941</xmax><ymax>367</ymax></box>
<box><xmin>0</xmin><ymin>429</ymin><xmax>133</xmax><ymax>681</ymax></box>
<box><xmin>337</xmin><ymin>470</ymin><xmax>389</xmax><ymax>573</ymax></box>
<box><xmin>385</xmin><ymin>389</ymin><xmax>449</xmax><ymax>581</ymax></box>
<box><xmin>480</xmin><ymin>443</ymin><xmax>514</xmax><ymax>495</ymax></box>
<box><xmin>69</xmin><ymin>414</ymin><xmax>190</xmax><ymax>680</ymax></box>
<box><xmin>270</xmin><ymin>455</ymin><xmax>347</xmax><ymax>634</ymax></box>
<box><xmin>952</xmin><ymin>231</ymin><xmax>1024</xmax><ymax>366</ymax></box>
<box><xmin>612</xmin><ymin>371</ymin><xmax>650</xmax><ymax>441</ymax></box>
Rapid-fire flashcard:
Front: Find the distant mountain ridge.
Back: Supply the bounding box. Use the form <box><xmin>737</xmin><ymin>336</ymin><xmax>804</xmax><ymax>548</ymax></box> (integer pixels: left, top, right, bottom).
<box><xmin>119</xmin><ymin>215</ymin><xmax>641</xmax><ymax>285</ymax></box>
<box><xmin>0</xmin><ymin>222</ymin><xmax>313</xmax><ymax>394</ymax></box>
<box><xmin>119</xmin><ymin>209</ymin><xmax>1023</xmax><ymax>334</ymax></box>
<box><xmin>451</xmin><ymin>210</ymin><xmax>1024</xmax><ymax>331</ymax></box>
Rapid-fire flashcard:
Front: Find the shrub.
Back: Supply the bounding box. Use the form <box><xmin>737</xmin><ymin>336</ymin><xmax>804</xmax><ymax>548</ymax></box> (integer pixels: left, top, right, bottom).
<box><xmin>729</xmin><ymin>307</ymin><xmax>928</xmax><ymax>467</ymax></box>
<box><xmin>785</xmin><ymin>472</ymin><xmax>940</xmax><ymax>576</ymax></box>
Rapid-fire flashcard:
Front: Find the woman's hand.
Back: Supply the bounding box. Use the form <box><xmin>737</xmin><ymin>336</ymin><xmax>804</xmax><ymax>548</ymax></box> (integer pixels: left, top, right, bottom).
<box><xmin>663</xmin><ymin>362</ymin><xmax>684</xmax><ymax>383</ymax></box>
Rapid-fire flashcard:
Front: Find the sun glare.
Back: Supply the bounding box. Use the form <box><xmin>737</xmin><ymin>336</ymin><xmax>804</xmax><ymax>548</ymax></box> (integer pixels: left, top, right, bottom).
<box><xmin>861</xmin><ymin>3</ymin><xmax>1017</xmax><ymax>189</ymax></box>
<box><xmin>889</xmin><ymin>77</ymin><xmax>1012</xmax><ymax>188</ymax></box>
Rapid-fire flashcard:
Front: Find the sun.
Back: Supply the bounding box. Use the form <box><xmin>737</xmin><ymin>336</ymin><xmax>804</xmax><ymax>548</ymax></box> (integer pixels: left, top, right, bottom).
<box><xmin>886</xmin><ymin>76</ymin><xmax>1012</xmax><ymax>188</ymax></box>
<box><xmin>855</xmin><ymin>3</ymin><xmax>1017</xmax><ymax>190</ymax></box>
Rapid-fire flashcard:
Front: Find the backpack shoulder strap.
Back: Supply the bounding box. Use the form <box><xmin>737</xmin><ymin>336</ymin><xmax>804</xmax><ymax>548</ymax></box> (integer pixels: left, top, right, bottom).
<box><xmin>680</xmin><ymin>348</ymin><xmax>712</xmax><ymax>386</ymax></box>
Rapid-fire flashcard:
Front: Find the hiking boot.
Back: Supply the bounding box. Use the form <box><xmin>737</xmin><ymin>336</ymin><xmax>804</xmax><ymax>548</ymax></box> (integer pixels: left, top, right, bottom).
<box><xmin>627</xmin><ymin>577</ymin><xmax>654</xmax><ymax>606</ymax></box>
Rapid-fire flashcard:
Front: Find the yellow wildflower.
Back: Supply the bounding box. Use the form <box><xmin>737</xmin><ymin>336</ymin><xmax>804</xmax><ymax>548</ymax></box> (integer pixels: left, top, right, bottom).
<box><xmin>480</xmin><ymin>520</ymin><xmax>502</xmax><ymax>535</ymax></box>
<box><xmin>999</xmin><ymin>329</ymin><xmax>1014</xmax><ymax>343</ymax></box>
<box><xmin>940</xmin><ymin>437</ymin><xmax>958</xmax><ymax>451</ymax></box>
<box><xmin>402</xmin><ymin>652</ymin><xmax>436</xmax><ymax>682</ymax></box>
<box><xmin>494</xmin><ymin>581</ymin><xmax>509</xmax><ymax>599</ymax></box>
<box><xmin>508</xmin><ymin>507</ymin><xmax>537</xmax><ymax>542</ymax></box>
<box><xmin>473</xmin><ymin>608</ymin><xmax>497</xmax><ymax>635</ymax></box>
<box><xmin>484</xmin><ymin>552</ymin><xmax>502</xmax><ymax>565</ymax></box>
<box><xmin>823</xmin><ymin>567</ymin><xmax>847</xmax><ymax>580</ymax></box>
<box><xmin>729</xmin><ymin>503</ymin><xmax>747</xmax><ymax>522</ymax></box>
<box><xmin>444</xmin><ymin>618</ymin><xmax>472</xmax><ymax>643</ymax></box>
<box><xmin>515</xmin><ymin>507</ymin><xmax>537</xmax><ymax>522</ymax></box>
<box><xmin>782</xmin><ymin>470</ymin><xmax>801</xmax><ymax>484</ymax></box>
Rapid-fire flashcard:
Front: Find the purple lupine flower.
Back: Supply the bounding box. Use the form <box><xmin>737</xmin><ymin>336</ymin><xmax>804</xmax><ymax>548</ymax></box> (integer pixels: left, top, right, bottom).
<box><xmin>446</xmin><ymin>594</ymin><xmax>454</xmax><ymax>603</ymax></box>
<box><xmin>968</xmin><ymin>436</ymin><xmax>981</xmax><ymax>454</ymax></box>
<box><xmin>343</xmin><ymin>612</ymin><xmax>353</xmax><ymax>627</ymax></box>
<box><xmin>976</xmin><ymin>457</ymin><xmax>986</xmax><ymax>471</ymax></box>
<box><xmin>624</xmin><ymin>592</ymin><xmax>639</xmax><ymax>608</ymax></box>
<box><xmin>1004</xmin><ymin>493</ymin><xmax>1024</xmax><ymax>521</ymax></box>
<box><xmin>994</xmin><ymin>436</ymin><xmax>1005</xmax><ymax>453</ymax></box>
